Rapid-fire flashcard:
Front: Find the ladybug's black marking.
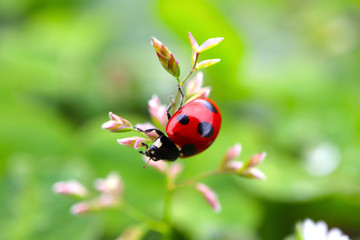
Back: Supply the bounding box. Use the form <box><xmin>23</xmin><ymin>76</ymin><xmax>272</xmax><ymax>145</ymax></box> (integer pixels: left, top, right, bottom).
<box><xmin>176</xmin><ymin>114</ymin><xmax>189</xmax><ymax>125</ymax></box>
<box><xmin>181</xmin><ymin>144</ymin><xmax>197</xmax><ymax>156</ymax></box>
<box><xmin>202</xmin><ymin>100</ymin><xmax>218</xmax><ymax>113</ymax></box>
<box><xmin>197</xmin><ymin>122</ymin><xmax>214</xmax><ymax>138</ymax></box>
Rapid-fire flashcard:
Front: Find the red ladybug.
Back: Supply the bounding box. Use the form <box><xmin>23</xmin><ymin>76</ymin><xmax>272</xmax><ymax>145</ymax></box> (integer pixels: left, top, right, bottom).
<box><xmin>137</xmin><ymin>98</ymin><xmax>221</xmax><ymax>161</ymax></box>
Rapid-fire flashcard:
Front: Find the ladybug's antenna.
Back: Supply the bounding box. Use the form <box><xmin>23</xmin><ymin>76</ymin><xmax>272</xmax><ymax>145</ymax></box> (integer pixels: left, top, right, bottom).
<box><xmin>143</xmin><ymin>158</ymin><xmax>152</xmax><ymax>168</ymax></box>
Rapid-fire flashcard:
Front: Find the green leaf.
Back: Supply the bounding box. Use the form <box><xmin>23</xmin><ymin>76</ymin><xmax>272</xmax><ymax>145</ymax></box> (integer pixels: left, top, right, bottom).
<box><xmin>198</xmin><ymin>37</ymin><xmax>224</xmax><ymax>52</ymax></box>
<box><xmin>196</xmin><ymin>59</ymin><xmax>221</xmax><ymax>69</ymax></box>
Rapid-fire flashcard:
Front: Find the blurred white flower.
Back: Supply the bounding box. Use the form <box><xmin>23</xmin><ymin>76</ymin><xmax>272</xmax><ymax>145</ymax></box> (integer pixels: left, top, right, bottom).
<box><xmin>301</xmin><ymin>219</ymin><xmax>349</xmax><ymax>240</ymax></box>
<box><xmin>304</xmin><ymin>142</ymin><xmax>341</xmax><ymax>177</ymax></box>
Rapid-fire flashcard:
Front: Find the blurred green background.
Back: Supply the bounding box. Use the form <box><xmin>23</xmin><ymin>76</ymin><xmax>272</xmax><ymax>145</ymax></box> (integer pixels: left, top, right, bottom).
<box><xmin>1</xmin><ymin>0</ymin><xmax>360</xmax><ymax>239</ymax></box>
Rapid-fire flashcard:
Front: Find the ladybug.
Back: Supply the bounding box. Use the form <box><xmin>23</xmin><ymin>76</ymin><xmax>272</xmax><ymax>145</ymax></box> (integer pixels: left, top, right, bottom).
<box><xmin>137</xmin><ymin>97</ymin><xmax>221</xmax><ymax>162</ymax></box>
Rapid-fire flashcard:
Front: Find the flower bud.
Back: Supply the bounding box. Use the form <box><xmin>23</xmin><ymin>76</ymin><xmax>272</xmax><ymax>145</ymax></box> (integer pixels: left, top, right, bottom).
<box><xmin>116</xmin><ymin>226</ymin><xmax>146</xmax><ymax>240</ymax></box>
<box><xmin>70</xmin><ymin>202</ymin><xmax>92</xmax><ymax>215</ymax></box>
<box><xmin>185</xmin><ymin>72</ymin><xmax>212</xmax><ymax>102</ymax></box>
<box><xmin>239</xmin><ymin>168</ymin><xmax>266</xmax><ymax>180</ymax></box>
<box><xmin>102</xmin><ymin>112</ymin><xmax>133</xmax><ymax>133</ymax></box>
<box><xmin>226</xmin><ymin>161</ymin><xmax>244</xmax><ymax>172</ymax></box>
<box><xmin>135</xmin><ymin>122</ymin><xmax>159</xmax><ymax>141</ymax></box>
<box><xmin>226</xmin><ymin>143</ymin><xmax>242</xmax><ymax>163</ymax></box>
<box><xmin>148</xmin><ymin>95</ymin><xmax>167</xmax><ymax>129</ymax></box>
<box><xmin>196</xmin><ymin>183</ymin><xmax>221</xmax><ymax>213</ymax></box>
<box><xmin>169</xmin><ymin>162</ymin><xmax>183</xmax><ymax>180</ymax></box>
<box><xmin>143</xmin><ymin>156</ymin><xmax>167</xmax><ymax>172</ymax></box>
<box><xmin>94</xmin><ymin>172</ymin><xmax>124</xmax><ymax>197</ymax></box>
<box><xmin>152</xmin><ymin>38</ymin><xmax>180</xmax><ymax>77</ymax></box>
<box><xmin>117</xmin><ymin>137</ymin><xmax>147</xmax><ymax>149</ymax></box>
<box><xmin>186</xmin><ymin>72</ymin><xmax>203</xmax><ymax>97</ymax></box>
<box><xmin>247</xmin><ymin>152</ymin><xmax>266</xmax><ymax>168</ymax></box>
<box><xmin>52</xmin><ymin>180</ymin><xmax>88</xmax><ymax>198</ymax></box>
<box><xmin>219</xmin><ymin>143</ymin><xmax>242</xmax><ymax>171</ymax></box>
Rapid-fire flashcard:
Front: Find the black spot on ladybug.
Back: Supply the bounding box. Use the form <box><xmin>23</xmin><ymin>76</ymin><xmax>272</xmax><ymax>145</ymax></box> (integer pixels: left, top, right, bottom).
<box><xmin>202</xmin><ymin>100</ymin><xmax>218</xmax><ymax>113</ymax></box>
<box><xmin>176</xmin><ymin>114</ymin><xmax>189</xmax><ymax>125</ymax></box>
<box><xmin>181</xmin><ymin>144</ymin><xmax>197</xmax><ymax>156</ymax></box>
<box><xmin>197</xmin><ymin>122</ymin><xmax>214</xmax><ymax>138</ymax></box>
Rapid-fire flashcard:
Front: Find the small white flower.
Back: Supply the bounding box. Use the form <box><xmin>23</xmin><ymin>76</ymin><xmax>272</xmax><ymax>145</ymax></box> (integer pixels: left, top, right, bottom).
<box><xmin>301</xmin><ymin>219</ymin><xmax>350</xmax><ymax>240</ymax></box>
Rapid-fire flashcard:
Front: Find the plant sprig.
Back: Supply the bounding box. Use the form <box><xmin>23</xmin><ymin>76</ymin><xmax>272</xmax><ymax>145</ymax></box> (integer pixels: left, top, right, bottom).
<box><xmin>152</xmin><ymin>32</ymin><xmax>224</xmax><ymax>113</ymax></box>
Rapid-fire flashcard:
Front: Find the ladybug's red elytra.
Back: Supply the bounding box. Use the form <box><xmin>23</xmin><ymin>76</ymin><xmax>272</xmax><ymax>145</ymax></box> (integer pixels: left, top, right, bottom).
<box><xmin>137</xmin><ymin>97</ymin><xmax>221</xmax><ymax>162</ymax></box>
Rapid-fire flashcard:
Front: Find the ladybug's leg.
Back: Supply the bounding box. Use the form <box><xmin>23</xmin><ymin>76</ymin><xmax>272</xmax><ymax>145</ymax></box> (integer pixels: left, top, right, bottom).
<box><xmin>143</xmin><ymin>128</ymin><xmax>165</xmax><ymax>137</ymax></box>
<box><xmin>134</xmin><ymin>127</ymin><xmax>165</xmax><ymax>137</ymax></box>
<box><xmin>178</xmin><ymin>84</ymin><xmax>185</xmax><ymax>109</ymax></box>
<box><xmin>141</xmin><ymin>142</ymin><xmax>149</xmax><ymax>149</ymax></box>
<box><xmin>167</xmin><ymin>96</ymin><xmax>175</xmax><ymax>120</ymax></box>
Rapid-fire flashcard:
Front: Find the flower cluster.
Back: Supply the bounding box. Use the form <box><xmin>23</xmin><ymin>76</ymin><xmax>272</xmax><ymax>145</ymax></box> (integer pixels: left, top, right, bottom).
<box><xmin>286</xmin><ymin>219</ymin><xmax>350</xmax><ymax>240</ymax></box>
<box><xmin>53</xmin><ymin>172</ymin><xmax>124</xmax><ymax>215</ymax></box>
<box><xmin>220</xmin><ymin>143</ymin><xmax>266</xmax><ymax>180</ymax></box>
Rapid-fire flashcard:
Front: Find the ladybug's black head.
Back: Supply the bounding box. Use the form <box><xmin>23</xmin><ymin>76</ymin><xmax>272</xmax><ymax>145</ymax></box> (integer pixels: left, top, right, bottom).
<box><xmin>142</xmin><ymin>135</ymin><xmax>180</xmax><ymax>162</ymax></box>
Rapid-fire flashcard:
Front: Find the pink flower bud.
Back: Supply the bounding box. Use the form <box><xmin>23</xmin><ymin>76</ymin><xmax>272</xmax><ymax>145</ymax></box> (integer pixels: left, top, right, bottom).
<box><xmin>225</xmin><ymin>143</ymin><xmax>242</xmax><ymax>163</ymax></box>
<box><xmin>135</xmin><ymin>122</ymin><xmax>159</xmax><ymax>141</ymax></box>
<box><xmin>148</xmin><ymin>95</ymin><xmax>167</xmax><ymax>129</ymax></box>
<box><xmin>185</xmin><ymin>72</ymin><xmax>212</xmax><ymax>102</ymax></box>
<box><xmin>143</xmin><ymin>156</ymin><xmax>167</xmax><ymax>172</ymax></box>
<box><xmin>247</xmin><ymin>152</ymin><xmax>266</xmax><ymax>168</ymax></box>
<box><xmin>117</xmin><ymin>137</ymin><xmax>147</xmax><ymax>149</ymax></box>
<box><xmin>102</xmin><ymin>112</ymin><xmax>133</xmax><ymax>133</ymax></box>
<box><xmin>240</xmin><ymin>168</ymin><xmax>266</xmax><ymax>180</ymax></box>
<box><xmin>169</xmin><ymin>162</ymin><xmax>183</xmax><ymax>180</ymax></box>
<box><xmin>196</xmin><ymin>183</ymin><xmax>221</xmax><ymax>213</ymax></box>
<box><xmin>52</xmin><ymin>180</ymin><xmax>88</xmax><ymax>198</ymax></box>
<box><xmin>98</xmin><ymin>194</ymin><xmax>119</xmax><ymax>207</ymax></box>
<box><xmin>94</xmin><ymin>172</ymin><xmax>124</xmax><ymax>197</ymax></box>
<box><xmin>116</xmin><ymin>226</ymin><xmax>145</xmax><ymax>240</ymax></box>
<box><xmin>70</xmin><ymin>202</ymin><xmax>91</xmax><ymax>215</ymax></box>
<box><xmin>186</xmin><ymin>72</ymin><xmax>203</xmax><ymax>97</ymax></box>
<box><xmin>152</xmin><ymin>37</ymin><xmax>180</xmax><ymax>77</ymax></box>
<box><xmin>198</xmin><ymin>87</ymin><xmax>211</xmax><ymax>98</ymax></box>
<box><xmin>226</xmin><ymin>161</ymin><xmax>244</xmax><ymax>172</ymax></box>
<box><xmin>220</xmin><ymin>143</ymin><xmax>242</xmax><ymax>171</ymax></box>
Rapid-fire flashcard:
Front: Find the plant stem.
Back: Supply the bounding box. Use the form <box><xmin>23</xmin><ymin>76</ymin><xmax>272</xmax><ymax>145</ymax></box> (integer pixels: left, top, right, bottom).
<box><xmin>163</xmin><ymin>162</ymin><xmax>174</xmax><ymax>239</ymax></box>
<box><xmin>181</xmin><ymin>52</ymin><xmax>199</xmax><ymax>85</ymax></box>
<box><xmin>171</xmin><ymin>52</ymin><xmax>200</xmax><ymax>114</ymax></box>
<box><xmin>122</xmin><ymin>202</ymin><xmax>166</xmax><ymax>233</ymax></box>
<box><xmin>176</xmin><ymin>170</ymin><xmax>221</xmax><ymax>188</ymax></box>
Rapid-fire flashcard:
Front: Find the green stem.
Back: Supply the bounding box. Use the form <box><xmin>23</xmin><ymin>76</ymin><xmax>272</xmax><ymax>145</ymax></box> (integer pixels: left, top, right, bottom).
<box><xmin>171</xmin><ymin>52</ymin><xmax>200</xmax><ymax>114</ymax></box>
<box><xmin>122</xmin><ymin>202</ymin><xmax>166</xmax><ymax>233</ymax></box>
<box><xmin>175</xmin><ymin>170</ymin><xmax>220</xmax><ymax>188</ymax></box>
<box><xmin>163</xmin><ymin>162</ymin><xmax>174</xmax><ymax>239</ymax></box>
<box><xmin>181</xmin><ymin>52</ymin><xmax>199</xmax><ymax>85</ymax></box>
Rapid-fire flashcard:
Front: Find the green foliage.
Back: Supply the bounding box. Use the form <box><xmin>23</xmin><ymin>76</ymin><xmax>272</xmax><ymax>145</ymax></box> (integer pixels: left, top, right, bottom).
<box><xmin>1</xmin><ymin>0</ymin><xmax>360</xmax><ymax>239</ymax></box>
